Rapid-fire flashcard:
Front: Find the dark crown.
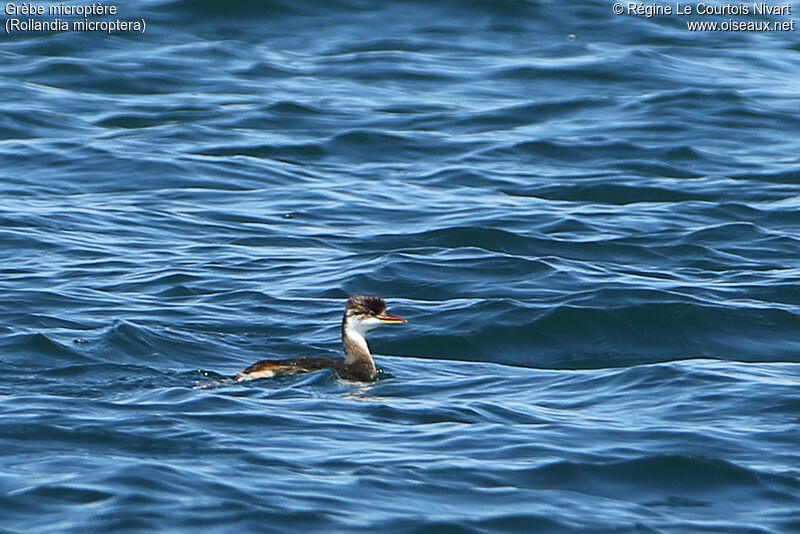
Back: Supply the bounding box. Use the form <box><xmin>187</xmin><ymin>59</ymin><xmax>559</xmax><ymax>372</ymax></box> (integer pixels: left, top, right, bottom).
<box><xmin>346</xmin><ymin>295</ymin><xmax>387</xmax><ymax>316</ymax></box>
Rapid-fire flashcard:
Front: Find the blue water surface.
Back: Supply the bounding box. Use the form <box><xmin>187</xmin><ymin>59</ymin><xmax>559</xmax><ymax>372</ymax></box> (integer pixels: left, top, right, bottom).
<box><xmin>1</xmin><ymin>1</ymin><xmax>799</xmax><ymax>532</ymax></box>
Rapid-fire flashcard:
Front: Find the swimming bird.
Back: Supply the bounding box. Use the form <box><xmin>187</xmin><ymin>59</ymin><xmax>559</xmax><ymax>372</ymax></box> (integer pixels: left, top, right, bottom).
<box><xmin>234</xmin><ymin>295</ymin><xmax>407</xmax><ymax>382</ymax></box>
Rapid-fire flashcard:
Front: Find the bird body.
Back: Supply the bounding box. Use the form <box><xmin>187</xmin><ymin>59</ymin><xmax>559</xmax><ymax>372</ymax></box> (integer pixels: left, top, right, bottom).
<box><xmin>234</xmin><ymin>295</ymin><xmax>406</xmax><ymax>382</ymax></box>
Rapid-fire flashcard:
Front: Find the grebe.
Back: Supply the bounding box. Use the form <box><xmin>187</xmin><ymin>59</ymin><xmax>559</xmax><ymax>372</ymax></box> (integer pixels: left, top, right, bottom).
<box><xmin>234</xmin><ymin>295</ymin><xmax>407</xmax><ymax>382</ymax></box>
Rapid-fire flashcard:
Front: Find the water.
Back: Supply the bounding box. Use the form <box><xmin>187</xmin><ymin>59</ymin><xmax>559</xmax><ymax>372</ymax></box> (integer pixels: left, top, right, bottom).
<box><xmin>1</xmin><ymin>0</ymin><xmax>799</xmax><ymax>532</ymax></box>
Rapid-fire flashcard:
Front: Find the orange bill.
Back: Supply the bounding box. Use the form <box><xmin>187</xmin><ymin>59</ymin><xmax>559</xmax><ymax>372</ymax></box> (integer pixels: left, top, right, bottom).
<box><xmin>376</xmin><ymin>314</ymin><xmax>407</xmax><ymax>324</ymax></box>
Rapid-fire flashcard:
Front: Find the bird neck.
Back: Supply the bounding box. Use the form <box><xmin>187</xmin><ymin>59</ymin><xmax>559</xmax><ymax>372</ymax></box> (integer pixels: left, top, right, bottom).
<box><xmin>341</xmin><ymin>319</ymin><xmax>376</xmax><ymax>377</ymax></box>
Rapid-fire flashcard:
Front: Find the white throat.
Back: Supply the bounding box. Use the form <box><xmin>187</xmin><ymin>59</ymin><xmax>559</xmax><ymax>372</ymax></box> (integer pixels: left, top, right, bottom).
<box><xmin>343</xmin><ymin>320</ymin><xmax>372</xmax><ymax>364</ymax></box>
<box><xmin>343</xmin><ymin>317</ymin><xmax>381</xmax><ymax>364</ymax></box>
